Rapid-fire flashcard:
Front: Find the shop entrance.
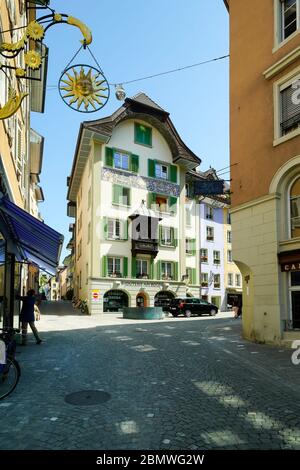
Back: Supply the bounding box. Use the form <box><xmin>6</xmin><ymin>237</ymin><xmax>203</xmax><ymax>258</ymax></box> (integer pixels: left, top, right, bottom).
<box><xmin>103</xmin><ymin>290</ymin><xmax>129</xmax><ymax>312</ymax></box>
<box><xmin>154</xmin><ymin>291</ymin><xmax>175</xmax><ymax>311</ymax></box>
<box><xmin>290</xmin><ymin>272</ymin><xmax>300</xmax><ymax>329</ymax></box>
<box><xmin>291</xmin><ymin>292</ymin><xmax>300</xmax><ymax>329</ymax></box>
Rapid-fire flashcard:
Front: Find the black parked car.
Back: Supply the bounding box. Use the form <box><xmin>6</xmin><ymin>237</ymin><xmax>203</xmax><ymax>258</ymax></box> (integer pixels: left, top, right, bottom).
<box><xmin>168</xmin><ymin>297</ymin><xmax>219</xmax><ymax>317</ymax></box>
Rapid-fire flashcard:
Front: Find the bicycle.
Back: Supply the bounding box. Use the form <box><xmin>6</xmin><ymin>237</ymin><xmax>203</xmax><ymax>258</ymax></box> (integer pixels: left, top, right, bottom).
<box><xmin>0</xmin><ymin>327</ymin><xmax>21</xmax><ymax>400</ymax></box>
<box><xmin>80</xmin><ymin>300</ymin><xmax>89</xmax><ymax>315</ymax></box>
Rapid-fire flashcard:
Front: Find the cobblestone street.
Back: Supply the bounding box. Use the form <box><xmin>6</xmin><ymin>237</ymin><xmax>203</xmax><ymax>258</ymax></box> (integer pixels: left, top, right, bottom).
<box><xmin>1</xmin><ymin>301</ymin><xmax>300</xmax><ymax>450</ymax></box>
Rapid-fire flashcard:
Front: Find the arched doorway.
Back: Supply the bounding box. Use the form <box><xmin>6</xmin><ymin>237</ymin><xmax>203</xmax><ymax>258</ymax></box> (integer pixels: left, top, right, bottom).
<box><xmin>103</xmin><ymin>290</ymin><xmax>129</xmax><ymax>312</ymax></box>
<box><xmin>136</xmin><ymin>292</ymin><xmax>148</xmax><ymax>307</ymax></box>
<box><xmin>154</xmin><ymin>290</ymin><xmax>175</xmax><ymax>311</ymax></box>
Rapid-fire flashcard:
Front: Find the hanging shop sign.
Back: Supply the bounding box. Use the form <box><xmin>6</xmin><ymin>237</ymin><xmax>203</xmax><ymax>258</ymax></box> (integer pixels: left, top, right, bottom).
<box><xmin>278</xmin><ymin>250</ymin><xmax>300</xmax><ymax>272</ymax></box>
<box><xmin>59</xmin><ymin>64</ymin><xmax>109</xmax><ymax>113</ymax></box>
<box><xmin>193</xmin><ymin>180</ymin><xmax>225</xmax><ymax>196</ymax></box>
<box><xmin>0</xmin><ymin>7</ymin><xmax>109</xmax><ymax>119</ymax></box>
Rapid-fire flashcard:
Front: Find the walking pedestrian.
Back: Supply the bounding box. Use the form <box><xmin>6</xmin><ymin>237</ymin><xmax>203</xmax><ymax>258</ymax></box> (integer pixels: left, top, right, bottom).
<box><xmin>232</xmin><ymin>297</ymin><xmax>239</xmax><ymax>319</ymax></box>
<box><xmin>17</xmin><ymin>289</ymin><xmax>42</xmax><ymax>345</ymax></box>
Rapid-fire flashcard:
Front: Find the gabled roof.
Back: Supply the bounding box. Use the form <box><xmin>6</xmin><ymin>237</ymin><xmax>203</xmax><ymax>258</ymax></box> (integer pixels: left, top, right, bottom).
<box><xmin>128</xmin><ymin>92</ymin><xmax>167</xmax><ymax>112</ymax></box>
<box><xmin>68</xmin><ymin>92</ymin><xmax>201</xmax><ymax>201</ymax></box>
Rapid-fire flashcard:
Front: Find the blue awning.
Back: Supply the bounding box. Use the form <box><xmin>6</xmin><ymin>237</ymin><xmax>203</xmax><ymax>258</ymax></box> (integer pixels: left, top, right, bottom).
<box><xmin>0</xmin><ymin>197</ymin><xmax>64</xmax><ymax>274</ymax></box>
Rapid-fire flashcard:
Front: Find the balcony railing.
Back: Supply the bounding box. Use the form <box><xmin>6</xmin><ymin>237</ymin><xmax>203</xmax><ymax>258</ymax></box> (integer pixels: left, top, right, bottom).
<box><xmin>137</xmin><ymin>274</ymin><xmax>149</xmax><ymax>279</ymax></box>
<box><xmin>201</xmin><ymin>282</ymin><xmax>208</xmax><ymax>287</ymax></box>
<box><xmin>108</xmin><ymin>272</ymin><xmax>122</xmax><ymax>278</ymax></box>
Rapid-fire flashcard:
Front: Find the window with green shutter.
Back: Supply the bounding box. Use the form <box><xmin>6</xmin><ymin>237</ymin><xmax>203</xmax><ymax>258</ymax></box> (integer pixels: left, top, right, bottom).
<box><xmin>102</xmin><ymin>256</ymin><xmax>107</xmax><ymax>277</ymax></box>
<box><xmin>131</xmin><ymin>154</ymin><xmax>139</xmax><ymax>173</ymax></box>
<box><xmin>148</xmin><ymin>159</ymin><xmax>156</xmax><ymax>177</ymax></box>
<box><xmin>170</xmin><ymin>165</ymin><xmax>177</xmax><ymax>183</ymax></box>
<box><xmin>169</xmin><ymin>196</ymin><xmax>177</xmax><ymax>215</ymax></box>
<box><xmin>135</xmin><ymin>123</ymin><xmax>152</xmax><ymax>146</ymax></box>
<box><xmin>123</xmin><ymin>257</ymin><xmax>128</xmax><ymax>278</ymax></box>
<box><xmin>160</xmin><ymin>226</ymin><xmax>176</xmax><ymax>247</ymax></box>
<box><xmin>105</xmin><ymin>147</ymin><xmax>113</xmax><ymax>167</ymax></box>
<box><xmin>113</xmin><ymin>184</ymin><xmax>131</xmax><ymax>206</ymax></box>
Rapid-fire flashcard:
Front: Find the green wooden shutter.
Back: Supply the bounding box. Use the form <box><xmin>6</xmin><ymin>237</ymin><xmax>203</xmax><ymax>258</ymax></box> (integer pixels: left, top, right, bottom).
<box><xmin>159</xmin><ymin>225</ymin><xmax>163</xmax><ymax>246</ymax></box>
<box><xmin>131</xmin><ymin>154</ymin><xmax>139</xmax><ymax>173</ymax></box>
<box><xmin>123</xmin><ymin>220</ymin><xmax>128</xmax><ymax>240</ymax></box>
<box><xmin>103</xmin><ymin>217</ymin><xmax>108</xmax><ymax>240</ymax></box>
<box><xmin>148</xmin><ymin>159</ymin><xmax>156</xmax><ymax>177</ymax></box>
<box><xmin>191</xmin><ymin>239</ymin><xmax>196</xmax><ymax>256</ymax></box>
<box><xmin>105</xmin><ymin>147</ymin><xmax>113</xmax><ymax>167</ymax></box>
<box><xmin>157</xmin><ymin>260</ymin><xmax>161</xmax><ymax>280</ymax></box>
<box><xmin>123</xmin><ymin>257</ymin><xmax>128</xmax><ymax>278</ymax></box>
<box><xmin>170</xmin><ymin>165</ymin><xmax>178</xmax><ymax>183</ymax></box>
<box><xmin>131</xmin><ymin>256</ymin><xmax>136</xmax><ymax>278</ymax></box>
<box><xmin>113</xmin><ymin>184</ymin><xmax>122</xmax><ymax>205</ymax></box>
<box><xmin>127</xmin><ymin>188</ymin><xmax>131</xmax><ymax>207</ymax></box>
<box><xmin>150</xmin><ymin>259</ymin><xmax>154</xmax><ymax>279</ymax></box>
<box><xmin>173</xmin><ymin>227</ymin><xmax>178</xmax><ymax>247</ymax></box>
<box><xmin>174</xmin><ymin>262</ymin><xmax>178</xmax><ymax>281</ymax></box>
<box><xmin>148</xmin><ymin>192</ymin><xmax>156</xmax><ymax>209</ymax></box>
<box><xmin>191</xmin><ymin>268</ymin><xmax>196</xmax><ymax>285</ymax></box>
<box><xmin>169</xmin><ymin>196</ymin><xmax>177</xmax><ymax>215</ymax></box>
<box><xmin>102</xmin><ymin>256</ymin><xmax>107</xmax><ymax>277</ymax></box>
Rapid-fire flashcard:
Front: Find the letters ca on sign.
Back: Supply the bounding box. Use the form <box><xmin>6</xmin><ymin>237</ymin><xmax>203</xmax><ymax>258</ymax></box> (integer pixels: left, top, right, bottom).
<box><xmin>284</xmin><ymin>263</ymin><xmax>300</xmax><ymax>272</ymax></box>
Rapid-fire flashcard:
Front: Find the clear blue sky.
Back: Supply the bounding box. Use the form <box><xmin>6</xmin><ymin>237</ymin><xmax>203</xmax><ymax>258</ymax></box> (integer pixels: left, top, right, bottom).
<box><xmin>31</xmin><ymin>0</ymin><xmax>229</xmax><ymax>261</ymax></box>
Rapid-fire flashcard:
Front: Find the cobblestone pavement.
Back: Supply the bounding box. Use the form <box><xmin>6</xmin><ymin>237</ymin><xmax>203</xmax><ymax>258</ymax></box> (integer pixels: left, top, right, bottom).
<box><xmin>1</xmin><ymin>301</ymin><xmax>300</xmax><ymax>450</ymax></box>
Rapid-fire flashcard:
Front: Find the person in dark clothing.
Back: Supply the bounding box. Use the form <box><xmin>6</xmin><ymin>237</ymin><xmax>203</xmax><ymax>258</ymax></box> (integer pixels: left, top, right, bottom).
<box><xmin>17</xmin><ymin>289</ymin><xmax>42</xmax><ymax>345</ymax></box>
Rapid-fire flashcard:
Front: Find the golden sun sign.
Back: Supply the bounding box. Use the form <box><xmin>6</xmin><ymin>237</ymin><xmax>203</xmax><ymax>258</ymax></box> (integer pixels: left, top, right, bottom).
<box><xmin>58</xmin><ymin>65</ymin><xmax>110</xmax><ymax>113</ymax></box>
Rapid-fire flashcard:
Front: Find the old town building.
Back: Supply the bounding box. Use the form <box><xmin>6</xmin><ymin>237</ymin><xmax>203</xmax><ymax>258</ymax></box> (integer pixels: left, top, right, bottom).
<box><xmin>67</xmin><ymin>93</ymin><xmax>205</xmax><ymax>314</ymax></box>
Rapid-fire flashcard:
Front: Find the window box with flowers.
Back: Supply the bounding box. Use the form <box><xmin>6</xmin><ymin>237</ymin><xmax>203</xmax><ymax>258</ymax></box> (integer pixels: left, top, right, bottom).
<box><xmin>137</xmin><ymin>273</ymin><xmax>149</xmax><ymax>279</ymax></box>
<box><xmin>201</xmin><ymin>282</ymin><xmax>208</xmax><ymax>287</ymax></box>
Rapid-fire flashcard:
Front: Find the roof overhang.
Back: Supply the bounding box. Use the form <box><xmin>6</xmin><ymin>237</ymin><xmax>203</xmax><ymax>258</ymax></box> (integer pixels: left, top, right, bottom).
<box><xmin>67</xmin><ymin>125</ymin><xmax>109</xmax><ymax>202</ymax></box>
<box><xmin>67</xmin><ymin>94</ymin><xmax>201</xmax><ymax>200</ymax></box>
<box><xmin>223</xmin><ymin>0</ymin><xmax>229</xmax><ymax>11</ymax></box>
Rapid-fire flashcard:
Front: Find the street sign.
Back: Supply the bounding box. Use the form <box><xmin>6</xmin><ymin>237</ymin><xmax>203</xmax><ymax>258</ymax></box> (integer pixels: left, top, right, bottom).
<box><xmin>193</xmin><ymin>180</ymin><xmax>225</xmax><ymax>196</ymax></box>
<box><xmin>91</xmin><ymin>290</ymin><xmax>100</xmax><ymax>302</ymax></box>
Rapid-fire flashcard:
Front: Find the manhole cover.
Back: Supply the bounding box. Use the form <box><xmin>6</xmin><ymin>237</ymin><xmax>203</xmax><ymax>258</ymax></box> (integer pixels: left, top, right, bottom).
<box><xmin>65</xmin><ymin>390</ymin><xmax>111</xmax><ymax>406</ymax></box>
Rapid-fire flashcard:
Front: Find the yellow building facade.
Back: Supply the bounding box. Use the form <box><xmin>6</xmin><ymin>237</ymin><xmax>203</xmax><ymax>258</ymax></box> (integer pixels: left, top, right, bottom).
<box><xmin>225</xmin><ymin>0</ymin><xmax>300</xmax><ymax>345</ymax></box>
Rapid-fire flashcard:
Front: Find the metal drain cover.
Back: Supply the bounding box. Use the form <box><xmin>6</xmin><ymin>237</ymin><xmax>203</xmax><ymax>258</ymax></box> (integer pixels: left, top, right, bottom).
<box><xmin>65</xmin><ymin>390</ymin><xmax>111</xmax><ymax>406</ymax></box>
